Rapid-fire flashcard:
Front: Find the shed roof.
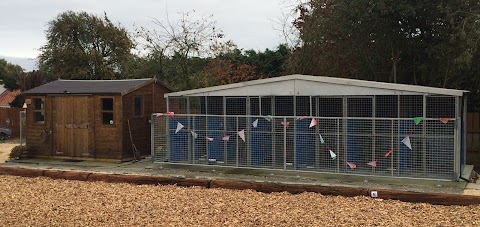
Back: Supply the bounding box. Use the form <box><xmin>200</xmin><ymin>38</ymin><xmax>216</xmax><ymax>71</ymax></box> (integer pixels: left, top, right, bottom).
<box><xmin>165</xmin><ymin>74</ymin><xmax>468</xmax><ymax>97</ymax></box>
<box><xmin>24</xmin><ymin>78</ymin><xmax>158</xmax><ymax>95</ymax></box>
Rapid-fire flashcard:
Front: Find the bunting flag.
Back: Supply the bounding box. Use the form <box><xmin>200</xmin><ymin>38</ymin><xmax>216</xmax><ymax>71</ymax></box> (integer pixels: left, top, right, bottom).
<box><xmin>329</xmin><ymin>150</ymin><xmax>336</xmax><ymax>160</ymax></box>
<box><xmin>156</xmin><ymin>113</ymin><xmax>163</xmax><ymax>117</ymax></box>
<box><xmin>367</xmin><ymin>161</ymin><xmax>377</xmax><ymax>167</ymax></box>
<box><xmin>347</xmin><ymin>162</ymin><xmax>357</xmax><ymax>169</ymax></box>
<box><xmin>384</xmin><ymin>149</ymin><xmax>394</xmax><ymax>157</ymax></box>
<box><xmin>439</xmin><ymin>118</ymin><xmax>450</xmax><ymax>124</ymax></box>
<box><xmin>264</xmin><ymin>115</ymin><xmax>273</xmax><ymax>122</ymax></box>
<box><xmin>190</xmin><ymin>131</ymin><xmax>198</xmax><ymax>139</ymax></box>
<box><xmin>222</xmin><ymin>135</ymin><xmax>230</xmax><ymax>141</ymax></box>
<box><xmin>281</xmin><ymin>121</ymin><xmax>290</xmax><ymax>128</ymax></box>
<box><xmin>401</xmin><ymin>136</ymin><xmax>412</xmax><ymax>150</ymax></box>
<box><xmin>166</xmin><ymin>112</ymin><xmax>175</xmax><ymax>115</ymax></box>
<box><xmin>319</xmin><ymin>134</ymin><xmax>325</xmax><ymax>144</ymax></box>
<box><xmin>206</xmin><ymin>137</ymin><xmax>214</xmax><ymax>142</ymax></box>
<box><xmin>238</xmin><ymin>129</ymin><xmax>246</xmax><ymax>142</ymax></box>
<box><xmin>413</xmin><ymin>117</ymin><xmax>423</xmax><ymax>125</ymax></box>
<box><xmin>175</xmin><ymin>122</ymin><xmax>184</xmax><ymax>133</ymax></box>
<box><xmin>252</xmin><ymin>119</ymin><xmax>259</xmax><ymax>128</ymax></box>
<box><xmin>296</xmin><ymin>117</ymin><xmax>306</xmax><ymax>120</ymax></box>
<box><xmin>309</xmin><ymin>118</ymin><xmax>317</xmax><ymax>128</ymax></box>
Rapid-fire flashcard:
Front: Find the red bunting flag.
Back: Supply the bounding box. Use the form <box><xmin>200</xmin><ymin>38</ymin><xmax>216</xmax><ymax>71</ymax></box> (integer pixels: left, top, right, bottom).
<box><xmin>384</xmin><ymin>149</ymin><xmax>394</xmax><ymax>157</ymax></box>
<box><xmin>309</xmin><ymin>118</ymin><xmax>317</xmax><ymax>128</ymax></box>
<box><xmin>347</xmin><ymin>162</ymin><xmax>356</xmax><ymax>169</ymax></box>
<box><xmin>281</xmin><ymin>121</ymin><xmax>290</xmax><ymax>128</ymax></box>
<box><xmin>367</xmin><ymin>161</ymin><xmax>377</xmax><ymax>167</ymax></box>
<box><xmin>166</xmin><ymin>112</ymin><xmax>175</xmax><ymax>115</ymax></box>
<box><xmin>439</xmin><ymin>118</ymin><xmax>450</xmax><ymax>124</ymax></box>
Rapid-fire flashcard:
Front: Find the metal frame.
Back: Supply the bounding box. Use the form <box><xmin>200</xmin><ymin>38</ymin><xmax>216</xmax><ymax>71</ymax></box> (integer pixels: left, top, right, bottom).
<box><xmin>154</xmin><ymin>92</ymin><xmax>463</xmax><ymax>181</ymax></box>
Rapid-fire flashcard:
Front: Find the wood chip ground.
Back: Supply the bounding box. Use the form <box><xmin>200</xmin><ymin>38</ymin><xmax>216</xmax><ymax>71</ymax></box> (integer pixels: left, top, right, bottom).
<box><xmin>0</xmin><ymin>175</ymin><xmax>479</xmax><ymax>226</ymax></box>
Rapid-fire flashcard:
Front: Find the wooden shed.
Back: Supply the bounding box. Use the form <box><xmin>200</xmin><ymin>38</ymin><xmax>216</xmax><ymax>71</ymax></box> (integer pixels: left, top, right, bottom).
<box><xmin>23</xmin><ymin>78</ymin><xmax>171</xmax><ymax>161</ymax></box>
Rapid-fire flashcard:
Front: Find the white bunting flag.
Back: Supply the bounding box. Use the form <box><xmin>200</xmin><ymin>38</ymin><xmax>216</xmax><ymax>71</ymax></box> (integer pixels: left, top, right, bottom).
<box><xmin>190</xmin><ymin>131</ymin><xmax>198</xmax><ymax>139</ymax></box>
<box><xmin>207</xmin><ymin>137</ymin><xmax>214</xmax><ymax>142</ymax></box>
<box><xmin>367</xmin><ymin>161</ymin><xmax>377</xmax><ymax>167</ymax></box>
<box><xmin>238</xmin><ymin>129</ymin><xmax>246</xmax><ymax>142</ymax></box>
<box><xmin>264</xmin><ymin>115</ymin><xmax>273</xmax><ymax>122</ymax></box>
<box><xmin>252</xmin><ymin>119</ymin><xmax>259</xmax><ymax>128</ymax></box>
<box><xmin>319</xmin><ymin>134</ymin><xmax>325</xmax><ymax>144</ymax></box>
<box><xmin>401</xmin><ymin>136</ymin><xmax>412</xmax><ymax>150</ymax></box>
<box><xmin>329</xmin><ymin>150</ymin><xmax>336</xmax><ymax>160</ymax></box>
<box><xmin>175</xmin><ymin>122</ymin><xmax>184</xmax><ymax>133</ymax></box>
<box><xmin>309</xmin><ymin>118</ymin><xmax>317</xmax><ymax>128</ymax></box>
<box><xmin>222</xmin><ymin>135</ymin><xmax>230</xmax><ymax>141</ymax></box>
<box><xmin>156</xmin><ymin>113</ymin><xmax>163</xmax><ymax>117</ymax></box>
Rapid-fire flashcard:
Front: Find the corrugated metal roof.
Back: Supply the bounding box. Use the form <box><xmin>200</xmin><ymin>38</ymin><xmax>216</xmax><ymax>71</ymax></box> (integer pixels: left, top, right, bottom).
<box><xmin>164</xmin><ymin>74</ymin><xmax>468</xmax><ymax>97</ymax></box>
<box><xmin>23</xmin><ymin>78</ymin><xmax>154</xmax><ymax>95</ymax></box>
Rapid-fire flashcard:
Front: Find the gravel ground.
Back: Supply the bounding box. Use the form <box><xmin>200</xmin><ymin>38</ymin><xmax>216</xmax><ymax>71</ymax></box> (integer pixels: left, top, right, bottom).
<box><xmin>0</xmin><ymin>140</ymin><xmax>18</xmax><ymax>163</ymax></box>
<box><xmin>0</xmin><ymin>175</ymin><xmax>479</xmax><ymax>226</ymax></box>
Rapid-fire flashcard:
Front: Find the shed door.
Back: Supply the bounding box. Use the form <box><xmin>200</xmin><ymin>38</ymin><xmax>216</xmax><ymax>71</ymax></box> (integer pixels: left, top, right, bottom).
<box><xmin>54</xmin><ymin>96</ymin><xmax>93</xmax><ymax>157</ymax></box>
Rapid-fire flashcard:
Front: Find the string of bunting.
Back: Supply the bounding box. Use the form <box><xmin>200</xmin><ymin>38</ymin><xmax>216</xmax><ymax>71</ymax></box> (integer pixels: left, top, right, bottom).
<box><xmin>156</xmin><ymin>112</ymin><xmax>452</xmax><ymax>169</ymax></box>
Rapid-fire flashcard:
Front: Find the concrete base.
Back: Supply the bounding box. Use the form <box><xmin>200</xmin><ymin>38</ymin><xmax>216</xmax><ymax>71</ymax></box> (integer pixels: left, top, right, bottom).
<box><xmin>466</xmin><ymin>183</ymin><xmax>480</xmax><ymax>190</ymax></box>
<box><xmin>2</xmin><ymin>157</ymin><xmax>470</xmax><ymax>195</ymax></box>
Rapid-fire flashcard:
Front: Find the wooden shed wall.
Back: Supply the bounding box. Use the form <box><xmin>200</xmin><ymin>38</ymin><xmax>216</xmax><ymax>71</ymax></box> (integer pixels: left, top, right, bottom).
<box><xmin>25</xmin><ymin>95</ymin><xmax>53</xmax><ymax>156</ymax></box>
<box><xmin>25</xmin><ymin>81</ymin><xmax>170</xmax><ymax>161</ymax></box>
<box><xmin>25</xmin><ymin>95</ymin><xmax>124</xmax><ymax>160</ymax></box>
<box><xmin>93</xmin><ymin>95</ymin><xmax>123</xmax><ymax>160</ymax></box>
<box><xmin>121</xmin><ymin>82</ymin><xmax>170</xmax><ymax>159</ymax></box>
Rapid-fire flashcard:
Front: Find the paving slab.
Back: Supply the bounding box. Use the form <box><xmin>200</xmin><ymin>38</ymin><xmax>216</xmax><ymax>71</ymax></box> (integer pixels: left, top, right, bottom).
<box><xmin>1</xmin><ymin>157</ymin><xmax>472</xmax><ymax>195</ymax></box>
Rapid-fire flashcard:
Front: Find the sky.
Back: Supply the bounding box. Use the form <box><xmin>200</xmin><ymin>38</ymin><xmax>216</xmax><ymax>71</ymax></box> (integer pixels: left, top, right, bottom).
<box><xmin>0</xmin><ymin>0</ymin><xmax>290</xmax><ymax>70</ymax></box>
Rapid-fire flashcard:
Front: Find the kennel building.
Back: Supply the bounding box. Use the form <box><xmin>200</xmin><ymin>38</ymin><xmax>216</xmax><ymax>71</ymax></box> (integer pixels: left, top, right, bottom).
<box><xmin>152</xmin><ymin>74</ymin><xmax>468</xmax><ymax>181</ymax></box>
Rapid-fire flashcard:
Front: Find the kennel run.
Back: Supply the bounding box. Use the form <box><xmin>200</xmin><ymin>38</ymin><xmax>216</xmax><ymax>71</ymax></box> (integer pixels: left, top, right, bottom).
<box><xmin>152</xmin><ymin>74</ymin><xmax>468</xmax><ymax>181</ymax></box>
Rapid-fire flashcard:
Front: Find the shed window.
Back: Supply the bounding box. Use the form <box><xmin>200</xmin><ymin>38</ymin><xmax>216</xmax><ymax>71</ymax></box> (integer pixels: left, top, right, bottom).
<box><xmin>33</xmin><ymin>98</ymin><xmax>45</xmax><ymax>123</ymax></box>
<box><xmin>101</xmin><ymin>98</ymin><xmax>114</xmax><ymax>125</ymax></box>
<box><xmin>134</xmin><ymin>96</ymin><xmax>143</xmax><ymax>116</ymax></box>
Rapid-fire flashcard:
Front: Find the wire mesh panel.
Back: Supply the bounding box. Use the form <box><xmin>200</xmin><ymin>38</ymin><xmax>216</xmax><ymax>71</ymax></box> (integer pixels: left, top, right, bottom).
<box><xmin>152</xmin><ymin>113</ymin><xmax>168</xmax><ymax>162</ymax></box>
<box><xmin>153</xmin><ymin>94</ymin><xmax>461</xmax><ymax>181</ymax></box>
<box><xmin>19</xmin><ymin>110</ymin><xmax>26</xmax><ymax>146</ymax></box>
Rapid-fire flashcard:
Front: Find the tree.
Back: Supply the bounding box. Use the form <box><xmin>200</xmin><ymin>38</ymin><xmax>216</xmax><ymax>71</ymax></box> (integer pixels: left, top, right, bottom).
<box><xmin>0</xmin><ymin>58</ymin><xmax>23</xmax><ymax>90</ymax></box>
<box><xmin>137</xmin><ymin>11</ymin><xmax>229</xmax><ymax>90</ymax></box>
<box><xmin>240</xmin><ymin>44</ymin><xmax>290</xmax><ymax>78</ymax></box>
<box><xmin>287</xmin><ymin>0</ymin><xmax>480</xmax><ymax>110</ymax></box>
<box><xmin>200</xmin><ymin>58</ymin><xmax>263</xmax><ymax>87</ymax></box>
<box><xmin>39</xmin><ymin>11</ymin><xmax>135</xmax><ymax>80</ymax></box>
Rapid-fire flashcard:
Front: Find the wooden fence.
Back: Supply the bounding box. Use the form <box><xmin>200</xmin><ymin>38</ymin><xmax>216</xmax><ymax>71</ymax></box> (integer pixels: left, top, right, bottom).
<box><xmin>467</xmin><ymin>112</ymin><xmax>480</xmax><ymax>153</ymax></box>
<box><xmin>0</xmin><ymin>108</ymin><xmax>22</xmax><ymax>138</ymax></box>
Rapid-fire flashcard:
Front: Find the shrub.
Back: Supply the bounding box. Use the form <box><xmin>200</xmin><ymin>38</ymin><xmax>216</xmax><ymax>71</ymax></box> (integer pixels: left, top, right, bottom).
<box><xmin>9</xmin><ymin>145</ymin><xmax>27</xmax><ymax>160</ymax></box>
